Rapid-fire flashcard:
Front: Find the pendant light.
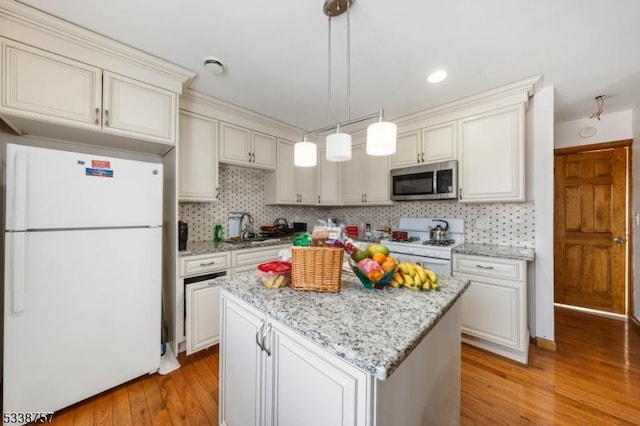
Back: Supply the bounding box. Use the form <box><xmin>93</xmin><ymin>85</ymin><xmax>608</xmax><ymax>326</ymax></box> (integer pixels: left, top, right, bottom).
<box><xmin>294</xmin><ymin>0</ymin><xmax>396</xmax><ymax>167</ymax></box>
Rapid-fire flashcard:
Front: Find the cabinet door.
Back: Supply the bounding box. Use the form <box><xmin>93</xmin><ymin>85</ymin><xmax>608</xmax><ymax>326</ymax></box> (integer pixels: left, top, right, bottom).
<box><xmin>220</xmin><ymin>295</ymin><xmax>266</xmax><ymax>426</ymax></box>
<box><xmin>297</xmin><ymin>165</ymin><xmax>318</xmax><ymax>204</ymax></box>
<box><xmin>459</xmin><ymin>274</ymin><xmax>523</xmax><ymax>350</ymax></box>
<box><xmin>458</xmin><ymin>104</ymin><xmax>525</xmax><ymax>202</ymax></box>
<box><xmin>391</xmin><ymin>130</ymin><xmax>421</xmax><ymax>169</ymax></box>
<box><xmin>318</xmin><ymin>147</ymin><xmax>341</xmax><ymax>204</ymax></box>
<box><xmin>186</xmin><ymin>281</ymin><xmax>221</xmax><ymax>355</ymax></box>
<box><xmin>178</xmin><ymin>112</ymin><xmax>219</xmax><ymax>201</ymax></box>
<box><xmin>267</xmin><ymin>323</ymin><xmax>368</xmax><ymax>426</ymax></box>
<box><xmin>102</xmin><ymin>71</ymin><xmax>177</xmax><ymax>144</ymax></box>
<box><xmin>252</xmin><ymin>131</ymin><xmax>277</xmax><ymax>170</ymax></box>
<box><xmin>275</xmin><ymin>141</ymin><xmax>299</xmax><ymax>203</ymax></box>
<box><xmin>1</xmin><ymin>41</ymin><xmax>101</xmax><ymax>128</ymax></box>
<box><xmin>341</xmin><ymin>144</ymin><xmax>365</xmax><ymax>205</ymax></box>
<box><xmin>422</xmin><ymin>122</ymin><xmax>456</xmax><ymax>163</ymax></box>
<box><xmin>363</xmin><ymin>149</ymin><xmax>391</xmax><ymax>204</ymax></box>
<box><xmin>220</xmin><ymin>122</ymin><xmax>252</xmax><ymax>165</ymax></box>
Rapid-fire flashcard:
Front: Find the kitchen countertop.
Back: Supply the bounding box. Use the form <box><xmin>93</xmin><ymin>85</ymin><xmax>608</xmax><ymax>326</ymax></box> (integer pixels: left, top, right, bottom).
<box><xmin>179</xmin><ymin>237</ymin><xmax>293</xmax><ymax>257</ymax></box>
<box><xmin>453</xmin><ymin>243</ymin><xmax>535</xmax><ymax>261</ymax></box>
<box><xmin>219</xmin><ymin>271</ymin><xmax>469</xmax><ymax>380</ymax></box>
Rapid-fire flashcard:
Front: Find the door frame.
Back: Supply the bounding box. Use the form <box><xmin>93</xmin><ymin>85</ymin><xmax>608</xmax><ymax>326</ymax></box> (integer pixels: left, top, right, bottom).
<box><xmin>554</xmin><ymin>139</ymin><xmax>633</xmax><ymax>319</ymax></box>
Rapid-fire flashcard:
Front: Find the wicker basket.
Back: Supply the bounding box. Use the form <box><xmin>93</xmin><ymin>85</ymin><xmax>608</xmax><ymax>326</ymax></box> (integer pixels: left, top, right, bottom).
<box><xmin>291</xmin><ymin>247</ymin><xmax>344</xmax><ymax>292</ymax></box>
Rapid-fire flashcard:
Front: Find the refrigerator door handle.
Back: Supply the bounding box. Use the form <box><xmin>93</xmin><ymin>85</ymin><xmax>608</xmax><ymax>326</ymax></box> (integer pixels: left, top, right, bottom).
<box><xmin>9</xmin><ymin>148</ymin><xmax>28</xmax><ymax>230</ymax></box>
<box><xmin>8</xmin><ymin>234</ymin><xmax>27</xmax><ymax>313</ymax></box>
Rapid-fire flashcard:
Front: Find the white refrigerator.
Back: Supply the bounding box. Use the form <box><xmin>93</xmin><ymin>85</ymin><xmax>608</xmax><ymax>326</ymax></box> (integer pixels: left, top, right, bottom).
<box><xmin>3</xmin><ymin>143</ymin><xmax>163</xmax><ymax>419</ymax></box>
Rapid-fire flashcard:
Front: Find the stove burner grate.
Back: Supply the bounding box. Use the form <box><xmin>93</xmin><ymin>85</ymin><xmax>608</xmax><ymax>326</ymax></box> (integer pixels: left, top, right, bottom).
<box><xmin>422</xmin><ymin>239</ymin><xmax>456</xmax><ymax>247</ymax></box>
<box><xmin>388</xmin><ymin>236</ymin><xmax>421</xmax><ymax>243</ymax></box>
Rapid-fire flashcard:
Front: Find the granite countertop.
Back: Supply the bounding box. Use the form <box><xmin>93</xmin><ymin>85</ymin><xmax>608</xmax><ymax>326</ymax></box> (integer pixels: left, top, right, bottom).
<box><xmin>453</xmin><ymin>243</ymin><xmax>535</xmax><ymax>261</ymax></box>
<box><xmin>219</xmin><ymin>271</ymin><xmax>469</xmax><ymax>381</ymax></box>
<box><xmin>179</xmin><ymin>238</ymin><xmax>292</xmax><ymax>257</ymax></box>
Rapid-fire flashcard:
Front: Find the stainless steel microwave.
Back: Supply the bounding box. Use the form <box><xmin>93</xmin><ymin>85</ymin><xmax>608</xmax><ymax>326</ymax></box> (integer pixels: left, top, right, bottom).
<box><xmin>390</xmin><ymin>160</ymin><xmax>458</xmax><ymax>201</ymax></box>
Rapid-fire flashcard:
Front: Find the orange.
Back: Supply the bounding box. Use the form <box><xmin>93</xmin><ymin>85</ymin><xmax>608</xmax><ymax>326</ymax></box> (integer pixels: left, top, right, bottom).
<box><xmin>367</xmin><ymin>270</ymin><xmax>383</xmax><ymax>283</ymax></box>
<box><xmin>381</xmin><ymin>260</ymin><xmax>396</xmax><ymax>273</ymax></box>
<box><xmin>372</xmin><ymin>252</ymin><xmax>387</xmax><ymax>265</ymax></box>
<box><xmin>386</xmin><ymin>256</ymin><xmax>396</xmax><ymax>264</ymax></box>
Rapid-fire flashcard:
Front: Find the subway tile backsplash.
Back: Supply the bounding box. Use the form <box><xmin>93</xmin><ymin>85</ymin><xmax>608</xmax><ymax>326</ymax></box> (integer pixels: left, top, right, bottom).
<box><xmin>179</xmin><ymin>166</ymin><xmax>535</xmax><ymax>248</ymax></box>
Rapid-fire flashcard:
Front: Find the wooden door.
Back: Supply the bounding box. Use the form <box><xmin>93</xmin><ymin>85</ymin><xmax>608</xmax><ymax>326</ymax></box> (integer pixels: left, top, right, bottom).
<box><xmin>554</xmin><ymin>145</ymin><xmax>629</xmax><ymax>314</ymax></box>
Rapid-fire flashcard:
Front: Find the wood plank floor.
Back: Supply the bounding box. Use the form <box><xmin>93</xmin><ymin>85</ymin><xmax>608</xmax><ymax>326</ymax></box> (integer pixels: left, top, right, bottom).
<box><xmin>33</xmin><ymin>307</ymin><xmax>640</xmax><ymax>425</ymax></box>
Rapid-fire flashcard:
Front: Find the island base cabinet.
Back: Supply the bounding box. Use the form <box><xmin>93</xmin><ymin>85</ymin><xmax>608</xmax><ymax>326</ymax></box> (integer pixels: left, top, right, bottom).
<box><xmin>220</xmin><ymin>293</ymin><xmax>370</xmax><ymax>426</ymax></box>
<box><xmin>268</xmin><ymin>323</ymin><xmax>370</xmax><ymax>426</ymax></box>
<box><xmin>373</xmin><ymin>301</ymin><xmax>461</xmax><ymax>426</ymax></box>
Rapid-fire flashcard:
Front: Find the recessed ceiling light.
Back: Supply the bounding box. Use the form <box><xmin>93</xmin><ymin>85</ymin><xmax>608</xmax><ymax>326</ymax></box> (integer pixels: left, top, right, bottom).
<box><xmin>427</xmin><ymin>69</ymin><xmax>447</xmax><ymax>84</ymax></box>
<box><xmin>203</xmin><ymin>56</ymin><xmax>226</xmax><ymax>75</ymax></box>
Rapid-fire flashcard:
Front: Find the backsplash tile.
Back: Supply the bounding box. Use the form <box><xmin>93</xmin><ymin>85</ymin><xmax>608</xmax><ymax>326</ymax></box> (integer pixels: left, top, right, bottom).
<box><xmin>179</xmin><ymin>166</ymin><xmax>535</xmax><ymax>248</ymax></box>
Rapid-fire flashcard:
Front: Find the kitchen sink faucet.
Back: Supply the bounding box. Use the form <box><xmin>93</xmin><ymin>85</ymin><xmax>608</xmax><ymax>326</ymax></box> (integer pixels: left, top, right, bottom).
<box><xmin>240</xmin><ymin>213</ymin><xmax>254</xmax><ymax>239</ymax></box>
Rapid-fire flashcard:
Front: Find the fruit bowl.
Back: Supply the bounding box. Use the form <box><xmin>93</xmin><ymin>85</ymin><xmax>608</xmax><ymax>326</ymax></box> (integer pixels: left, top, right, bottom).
<box><xmin>348</xmin><ymin>258</ymin><xmax>395</xmax><ymax>290</ymax></box>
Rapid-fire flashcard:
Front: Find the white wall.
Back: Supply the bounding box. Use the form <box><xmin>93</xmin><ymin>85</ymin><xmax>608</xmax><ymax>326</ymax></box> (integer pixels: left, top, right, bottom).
<box><xmin>529</xmin><ymin>87</ymin><xmax>555</xmax><ymax>341</ymax></box>
<box><xmin>555</xmin><ymin>110</ymin><xmax>633</xmax><ymax>148</ymax></box>
<box><xmin>633</xmin><ymin>107</ymin><xmax>640</xmax><ymax>322</ymax></box>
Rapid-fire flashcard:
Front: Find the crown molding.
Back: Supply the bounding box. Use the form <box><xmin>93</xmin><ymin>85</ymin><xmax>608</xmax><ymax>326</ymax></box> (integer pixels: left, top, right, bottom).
<box><xmin>179</xmin><ymin>88</ymin><xmax>304</xmax><ymax>141</ymax></box>
<box><xmin>394</xmin><ymin>75</ymin><xmax>543</xmax><ymax>131</ymax></box>
<box><xmin>0</xmin><ymin>0</ymin><xmax>195</xmax><ymax>91</ymax></box>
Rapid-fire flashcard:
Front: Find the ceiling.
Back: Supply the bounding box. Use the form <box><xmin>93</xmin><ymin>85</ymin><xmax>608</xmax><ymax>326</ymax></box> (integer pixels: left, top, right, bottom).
<box><xmin>17</xmin><ymin>0</ymin><xmax>640</xmax><ymax>132</ymax></box>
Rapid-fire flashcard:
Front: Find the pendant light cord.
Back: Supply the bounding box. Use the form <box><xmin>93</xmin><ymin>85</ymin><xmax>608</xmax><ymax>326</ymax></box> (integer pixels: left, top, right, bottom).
<box><xmin>327</xmin><ymin>16</ymin><xmax>332</xmax><ymax>126</ymax></box>
<box><xmin>347</xmin><ymin>0</ymin><xmax>351</xmax><ymax>121</ymax></box>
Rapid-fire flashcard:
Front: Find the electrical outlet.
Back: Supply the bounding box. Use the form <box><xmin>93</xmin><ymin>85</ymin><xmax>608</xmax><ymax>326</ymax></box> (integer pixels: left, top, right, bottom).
<box><xmin>635</xmin><ymin>213</ymin><xmax>640</xmax><ymax>226</ymax></box>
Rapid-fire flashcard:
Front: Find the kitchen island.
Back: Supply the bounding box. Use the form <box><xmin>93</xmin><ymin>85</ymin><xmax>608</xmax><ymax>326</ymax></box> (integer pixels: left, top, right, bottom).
<box><xmin>218</xmin><ymin>271</ymin><xmax>469</xmax><ymax>426</ymax></box>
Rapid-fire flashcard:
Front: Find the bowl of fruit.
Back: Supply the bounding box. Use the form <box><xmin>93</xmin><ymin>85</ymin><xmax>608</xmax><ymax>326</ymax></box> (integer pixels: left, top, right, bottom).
<box><xmin>348</xmin><ymin>243</ymin><xmax>398</xmax><ymax>289</ymax></box>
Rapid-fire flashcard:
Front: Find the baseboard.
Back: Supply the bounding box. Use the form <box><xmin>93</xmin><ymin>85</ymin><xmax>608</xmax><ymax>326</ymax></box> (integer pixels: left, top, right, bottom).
<box><xmin>631</xmin><ymin>316</ymin><xmax>640</xmax><ymax>331</ymax></box>
<box><xmin>554</xmin><ymin>303</ymin><xmax>627</xmax><ymax>321</ymax></box>
<box><xmin>535</xmin><ymin>337</ymin><xmax>557</xmax><ymax>352</ymax></box>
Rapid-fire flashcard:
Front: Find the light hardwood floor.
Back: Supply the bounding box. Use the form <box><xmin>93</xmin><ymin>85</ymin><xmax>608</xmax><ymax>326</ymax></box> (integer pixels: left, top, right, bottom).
<box><xmin>30</xmin><ymin>307</ymin><xmax>640</xmax><ymax>425</ymax></box>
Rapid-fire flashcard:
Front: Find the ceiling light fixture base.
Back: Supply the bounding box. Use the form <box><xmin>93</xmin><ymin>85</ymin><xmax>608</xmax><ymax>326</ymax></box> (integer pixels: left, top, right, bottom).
<box><xmin>203</xmin><ymin>56</ymin><xmax>226</xmax><ymax>75</ymax></box>
<box><xmin>324</xmin><ymin>0</ymin><xmax>353</xmax><ymax>17</ymax></box>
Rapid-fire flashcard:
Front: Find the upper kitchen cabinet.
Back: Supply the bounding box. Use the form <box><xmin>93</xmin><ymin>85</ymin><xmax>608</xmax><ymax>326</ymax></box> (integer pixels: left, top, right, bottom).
<box><xmin>342</xmin><ymin>139</ymin><xmax>391</xmax><ymax>205</ymax></box>
<box><xmin>0</xmin><ymin>2</ymin><xmax>193</xmax><ymax>155</ymax></box>
<box><xmin>219</xmin><ymin>122</ymin><xmax>277</xmax><ymax>170</ymax></box>
<box><xmin>317</xmin><ymin>146</ymin><xmax>341</xmax><ymax>205</ymax></box>
<box><xmin>458</xmin><ymin>104</ymin><xmax>525</xmax><ymax>202</ymax></box>
<box><xmin>392</xmin><ymin>122</ymin><xmax>456</xmax><ymax>169</ymax></box>
<box><xmin>265</xmin><ymin>139</ymin><xmax>317</xmax><ymax>205</ymax></box>
<box><xmin>178</xmin><ymin>111</ymin><xmax>219</xmax><ymax>202</ymax></box>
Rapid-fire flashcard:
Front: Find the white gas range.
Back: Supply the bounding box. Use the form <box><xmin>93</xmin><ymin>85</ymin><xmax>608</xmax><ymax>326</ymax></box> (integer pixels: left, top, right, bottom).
<box><xmin>382</xmin><ymin>217</ymin><xmax>465</xmax><ymax>276</ymax></box>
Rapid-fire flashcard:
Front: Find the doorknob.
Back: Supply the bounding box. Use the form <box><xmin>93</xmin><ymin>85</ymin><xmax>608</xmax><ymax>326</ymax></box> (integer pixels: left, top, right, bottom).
<box><xmin>613</xmin><ymin>237</ymin><xmax>626</xmax><ymax>243</ymax></box>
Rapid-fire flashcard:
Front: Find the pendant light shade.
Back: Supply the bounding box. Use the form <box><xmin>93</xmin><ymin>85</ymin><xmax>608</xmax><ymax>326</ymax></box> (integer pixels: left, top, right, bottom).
<box><xmin>294</xmin><ymin>140</ymin><xmax>317</xmax><ymax>167</ymax></box>
<box><xmin>326</xmin><ymin>132</ymin><xmax>352</xmax><ymax>162</ymax></box>
<box><xmin>366</xmin><ymin>121</ymin><xmax>397</xmax><ymax>156</ymax></box>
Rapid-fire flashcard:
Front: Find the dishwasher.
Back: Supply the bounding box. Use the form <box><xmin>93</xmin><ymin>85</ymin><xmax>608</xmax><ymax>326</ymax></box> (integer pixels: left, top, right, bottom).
<box><xmin>184</xmin><ymin>270</ymin><xmax>227</xmax><ymax>355</ymax></box>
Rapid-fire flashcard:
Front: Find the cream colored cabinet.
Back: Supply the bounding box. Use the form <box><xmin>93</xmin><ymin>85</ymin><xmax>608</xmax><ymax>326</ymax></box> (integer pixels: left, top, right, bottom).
<box><xmin>101</xmin><ymin>71</ymin><xmax>176</xmax><ymax>143</ymax></box>
<box><xmin>392</xmin><ymin>122</ymin><xmax>456</xmax><ymax>169</ymax></box>
<box><xmin>0</xmin><ymin>40</ymin><xmax>177</xmax><ymax>145</ymax></box>
<box><xmin>220</xmin><ymin>293</ymin><xmax>369</xmax><ymax>426</ymax></box>
<box><xmin>458</xmin><ymin>104</ymin><xmax>525</xmax><ymax>202</ymax></box>
<box><xmin>231</xmin><ymin>244</ymin><xmax>288</xmax><ymax>274</ymax></box>
<box><xmin>317</xmin><ymin>147</ymin><xmax>341</xmax><ymax>205</ymax></box>
<box><xmin>219</xmin><ymin>122</ymin><xmax>276</xmax><ymax>170</ymax></box>
<box><xmin>1</xmin><ymin>41</ymin><xmax>101</xmax><ymax>128</ymax></box>
<box><xmin>186</xmin><ymin>280</ymin><xmax>221</xmax><ymax>355</ymax></box>
<box><xmin>453</xmin><ymin>254</ymin><xmax>529</xmax><ymax>364</ymax></box>
<box><xmin>341</xmin><ymin>142</ymin><xmax>391</xmax><ymax>205</ymax></box>
<box><xmin>178</xmin><ymin>111</ymin><xmax>219</xmax><ymax>202</ymax></box>
<box><xmin>265</xmin><ymin>140</ymin><xmax>317</xmax><ymax>205</ymax></box>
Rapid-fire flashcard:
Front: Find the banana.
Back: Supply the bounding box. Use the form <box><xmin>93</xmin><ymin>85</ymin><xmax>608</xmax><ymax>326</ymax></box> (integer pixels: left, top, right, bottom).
<box><xmin>430</xmin><ymin>280</ymin><xmax>440</xmax><ymax>291</ymax></box>
<box><xmin>403</xmin><ymin>274</ymin><xmax>414</xmax><ymax>287</ymax></box>
<box><xmin>422</xmin><ymin>280</ymin><xmax>431</xmax><ymax>291</ymax></box>
<box><xmin>393</xmin><ymin>272</ymin><xmax>404</xmax><ymax>284</ymax></box>
<box><xmin>424</xmin><ymin>268</ymin><xmax>437</xmax><ymax>283</ymax></box>
<box><xmin>398</xmin><ymin>263</ymin><xmax>411</xmax><ymax>275</ymax></box>
<box><xmin>389</xmin><ymin>279</ymin><xmax>400</xmax><ymax>288</ymax></box>
<box><xmin>414</xmin><ymin>264</ymin><xmax>427</xmax><ymax>284</ymax></box>
<box><xmin>265</xmin><ymin>276</ymin><xmax>275</xmax><ymax>289</ymax></box>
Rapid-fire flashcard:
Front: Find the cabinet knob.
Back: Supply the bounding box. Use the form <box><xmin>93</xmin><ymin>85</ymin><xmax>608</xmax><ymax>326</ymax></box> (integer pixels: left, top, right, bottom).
<box><xmin>475</xmin><ymin>264</ymin><xmax>494</xmax><ymax>270</ymax></box>
<box><xmin>248</xmin><ymin>152</ymin><xmax>252</xmax><ymax>162</ymax></box>
<box><xmin>104</xmin><ymin>109</ymin><xmax>110</xmax><ymax>127</ymax></box>
<box><xmin>318</xmin><ymin>195</ymin><xmax>320</xmax><ymax>203</ymax></box>
<box><xmin>421</xmin><ymin>152</ymin><xmax>425</xmax><ymax>162</ymax></box>
<box><xmin>613</xmin><ymin>237</ymin><xmax>626</xmax><ymax>244</ymax></box>
<box><xmin>216</xmin><ymin>187</ymin><xmax>220</xmax><ymax>199</ymax></box>
<box><xmin>251</xmin><ymin>152</ymin><xmax>255</xmax><ymax>163</ymax></box>
<box><xmin>417</xmin><ymin>153</ymin><xmax>420</xmax><ymax>163</ymax></box>
<box><xmin>94</xmin><ymin>107</ymin><xmax>100</xmax><ymax>125</ymax></box>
